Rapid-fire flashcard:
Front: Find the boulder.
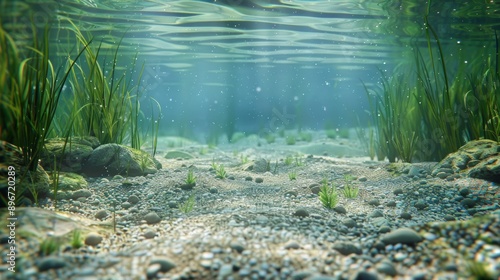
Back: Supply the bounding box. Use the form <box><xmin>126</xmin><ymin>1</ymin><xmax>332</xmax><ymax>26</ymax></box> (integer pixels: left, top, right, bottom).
<box><xmin>0</xmin><ymin>141</ymin><xmax>50</xmax><ymax>206</ymax></box>
<box><xmin>432</xmin><ymin>139</ymin><xmax>500</xmax><ymax>182</ymax></box>
<box><xmin>84</xmin><ymin>143</ymin><xmax>160</xmax><ymax>177</ymax></box>
<box><xmin>41</xmin><ymin>136</ymin><xmax>99</xmax><ymax>172</ymax></box>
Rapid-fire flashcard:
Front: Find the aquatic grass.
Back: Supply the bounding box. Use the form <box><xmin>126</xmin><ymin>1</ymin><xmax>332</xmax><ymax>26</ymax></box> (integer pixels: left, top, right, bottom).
<box><xmin>342</xmin><ymin>175</ymin><xmax>359</xmax><ymax>199</ymax></box>
<box><xmin>288</xmin><ymin>171</ymin><xmax>297</xmax><ymax>181</ymax></box>
<box><xmin>214</xmin><ymin>164</ymin><xmax>227</xmax><ymax>179</ymax></box>
<box><xmin>286</xmin><ymin>135</ymin><xmax>296</xmax><ymax>145</ymax></box>
<box><xmin>284</xmin><ymin>155</ymin><xmax>294</xmax><ymax>166</ymax></box>
<box><xmin>179</xmin><ymin>194</ymin><xmax>195</xmax><ymax>214</ymax></box>
<box><xmin>318</xmin><ymin>181</ymin><xmax>338</xmax><ymax>209</ymax></box>
<box><xmin>71</xmin><ymin>230</ymin><xmax>83</xmax><ymax>250</ymax></box>
<box><xmin>364</xmin><ymin>1</ymin><xmax>500</xmax><ymax>162</ymax></box>
<box><xmin>0</xmin><ymin>21</ymin><xmax>88</xmax><ymax>172</ymax></box>
<box><xmin>185</xmin><ymin>169</ymin><xmax>196</xmax><ymax>185</ymax></box>
<box><xmin>39</xmin><ymin>237</ymin><xmax>60</xmax><ymax>257</ymax></box>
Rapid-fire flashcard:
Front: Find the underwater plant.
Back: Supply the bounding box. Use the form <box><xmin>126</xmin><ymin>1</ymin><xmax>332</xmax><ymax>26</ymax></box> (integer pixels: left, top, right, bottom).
<box><xmin>179</xmin><ymin>194</ymin><xmax>195</xmax><ymax>214</ymax></box>
<box><xmin>288</xmin><ymin>171</ymin><xmax>297</xmax><ymax>181</ymax></box>
<box><xmin>341</xmin><ymin>174</ymin><xmax>359</xmax><ymax>199</ymax></box>
<box><xmin>286</xmin><ymin>135</ymin><xmax>296</xmax><ymax>145</ymax></box>
<box><xmin>71</xmin><ymin>230</ymin><xmax>83</xmax><ymax>250</ymax></box>
<box><xmin>214</xmin><ymin>164</ymin><xmax>227</xmax><ymax>179</ymax></box>
<box><xmin>185</xmin><ymin>169</ymin><xmax>196</xmax><ymax>185</ymax></box>
<box><xmin>39</xmin><ymin>237</ymin><xmax>61</xmax><ymax>257</ymax></box>
<box><xmin>318</xmin><ymin>181</ymin><xmax>338</xmax><ymax>209</ymax></box>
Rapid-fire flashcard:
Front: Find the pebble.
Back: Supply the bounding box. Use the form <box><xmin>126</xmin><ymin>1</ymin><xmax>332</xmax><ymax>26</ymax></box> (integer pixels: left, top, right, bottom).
<box><xmin>148</xmin><ymin>257</ymin><xmax>176</xmax><ymax>272</ymax></box>
<box><xmin>255</xmin><ymin>177</ymin><xmax>264</xmax><ymax>183</ymax></box>
<box><xmin>144</xmin><ymin>212</ymin><xmax>161</xmax><ymax>224</ymax></box>
<box><xmin>376</xmin><ymin>261</ymin><xmax>397</xmax><ymax>276</ymax></box>
<box><xmin>381</xmin><ymin>228</ymin><xmax>422</xmax><ymax>245</ymax></box>
<box><xmin>37</xmin><ymin>257</ymin><xmax>67</xmax><ymax>272</ymax></box>
<box><xmin>332</xmin><ymin>242</ymin><xmax>361</xmax><ymax>255</ymax></box>
<box><xmin>293</xmin><ymin>208</ymin><xmax>309</xmax><ymax>217</ymax></box>
<box><xmin>84</xmin><ymin>232</ymin><xmax>103</xmax><ymax>246</ymax></box>
<box><xmin>95</xmin><ymin>209</ymin><xmax>108</xmax><ymax>220</ymax></box>
<box><xmin>128</xmin><ymin>195</ymin><xmax>140</xmax><ymax>204</ymax></box>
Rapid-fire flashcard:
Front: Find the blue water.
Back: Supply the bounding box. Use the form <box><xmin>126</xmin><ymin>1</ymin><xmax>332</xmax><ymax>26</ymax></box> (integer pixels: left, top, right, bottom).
<box><xmin>3</xmin><ymin>0</ymin><xmax>499</xmax><ymax>139</ymax></box>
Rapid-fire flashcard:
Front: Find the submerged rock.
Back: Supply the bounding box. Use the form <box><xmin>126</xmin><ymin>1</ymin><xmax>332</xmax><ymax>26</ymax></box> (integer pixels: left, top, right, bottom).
<box><xmin>84</xmin><ymin>143</ymin><xmax>160</xmax><ymax>177</ymax></box>
<box><xmin>41</xmin><ymin>136</ymin><xmax>99</xmax><ymax>172</ymax></box>
<box><xmin>432</xmin><ymin>139</ymin><xmax>500</xmax><ymax>182</ymax></box>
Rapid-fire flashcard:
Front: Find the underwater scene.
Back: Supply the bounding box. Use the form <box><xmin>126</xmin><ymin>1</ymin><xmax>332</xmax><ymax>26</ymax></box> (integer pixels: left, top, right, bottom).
<box><xmin>1</xmin><ymin>0</ymin><xmax>500</xmax><ymax>279</ymax></box>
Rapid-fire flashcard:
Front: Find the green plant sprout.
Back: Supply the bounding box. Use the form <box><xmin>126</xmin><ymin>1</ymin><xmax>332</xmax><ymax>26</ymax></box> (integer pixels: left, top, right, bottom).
<box><xmin>342</xmin><ymin>174</ymin><xmax>359</xmax><ymax>199</ymax></box>
<box><xmin>294</xmin><ymin>156</ymin><xmax>304</xmax><ymax>167</ymax></box>
<box><xmin>240</xmin><ymin>154</ymin><xmax>249</xmax><ymax>164</ymax></box>
<box><xmin>39</xmin><ymin>237</ymin><xmax>60</xmax><ymax>257</ymax></box>
<box><xmin>186</xmin><ymin>169</ymin><xmax>196</xmax><ymax>185</ymax></box>
<box><xmin>286</xmin><ymin>135</ymin><xmax>296</xmax><ymax>145</ymax></box>
<box><xmin>215</xmin><ymin>164</ymin><xmax>227</xmax><ymax>179</ymax></box>
<box><xmin>179</xmin><ymin>194</ymin><xmax>195</xmax><ymax>214</ymax></box>
<box><xmin>284</xmin><ymin>155</ymin><xmax>294</xmax><ymax>166</ymax></box>
<box><xmin>319</xmin><ymin>181</ymin><xmax>338</xmax><ymax>209</ymax></box>
<box><xmin>288</xmin><ymin>171</ymin><xmax>297</xmax><ymax>181</ymax></box>
<box><xmin>71</xmin><ymin>230</ymin><xmax>83</xmax><ymax>250</ymax></box>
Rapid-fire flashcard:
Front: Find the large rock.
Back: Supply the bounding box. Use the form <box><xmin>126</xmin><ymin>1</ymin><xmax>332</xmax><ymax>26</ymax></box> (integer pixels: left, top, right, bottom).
<box><xmin>0</xmin><ymin>141</ymin><xmax>50</xmax><ymax>206</ymax></box>
<box><xmin>50</xmin><ymin>172</ymin><xmax>88</xmax><ymax>200</ymax></box>
<box><xmin>432</xmin><ymin>139</ymin><xmax>500</xmax><ymax>182</ymax></box>
<box><xmin>41</xmin><ymin>136</ymin><xmax>100</xmax><ymax>172</ymax></box>
<box><xmin>84</xmin><ymin>143</ymin><xmax>160</xmax><ymax>177</ymax></box>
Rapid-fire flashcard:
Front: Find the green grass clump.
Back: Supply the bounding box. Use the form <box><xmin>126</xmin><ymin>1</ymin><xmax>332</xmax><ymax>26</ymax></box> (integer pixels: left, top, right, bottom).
<box><xmin>185</xmin><ymin>169</ymin><xmax>196</xmax><ymax>185</ymax></box>
<box><xmin>342</xmin><ymin>174</ymin><xmax>359</xmax><ymax>199</ymax></box>
<box><xmin>326</xmin><ymin>129</ymin><xmax>337</xmax><ymax>139</ymax></box>
<box><xmin>284</xmin><ymin>155</ymin><xmax>294</xmax><ymax>166</ymax></box>
<box><xmin>39</xmin><ymin>237</ymin><xmax>61</xmax><ymax>256</ymax></box>
<box><xmin>265</xmin><ymin>133</ymin><xmax>276</xmax><ymax>144</ymax></box>
<box><xmin>286</xmin><ymin>135</ymin><xmax>296</xmax><ymax>145</ymax></box>
<box><xmin>288</xmin><ymin>171</ymin><xmax>297</xmax><ymax>181</ymax></box>
<box><xmin>465</xmin><ymin>261</ymin><xmax>495</xmax><ymax>280</ymax></box>
<box><xmin>213</xmin><ymin>163</ymin><xmax>227</xmax><ymax>179</ymax></box>
<box><xmin>363</xmin><ymin>1</ymin><xmax>500</xmax><ymax>162</ymax></box>
<box><xmin>319</xmin><ymin>182</ymin><xmax>338</xmax><ymax>209</ymax></box>
<box><xmin>71</xmin><ymin>230</ymin><xmax>83</xmax><ymax>250</ymax></box>
<box><xmin>298</xmin><ymin>132</ymin><xmax>312</xmax><ymax>142</ymax></box>
<box><xmin>179</xmin><ymin>194</ymin><xmax>195</xmax><ymax>214</ymax></box>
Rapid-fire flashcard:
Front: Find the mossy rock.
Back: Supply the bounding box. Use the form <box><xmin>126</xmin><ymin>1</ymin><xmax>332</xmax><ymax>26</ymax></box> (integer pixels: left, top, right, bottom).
<box><xmin>164</xmin><ymin>150</ymin><xmax>195</xmax><ymax>160</ymax></box>
<box><xmin>41</xmin><ymin>137</ymin><xmax>99</xmax><ymax>172</ymax></box>
<box><xmin>49</xmin><ymin>172</ymin><xmax>88</xmax><ymax>200</ymax></box>
<box><xmin>0</xmin><ymin>141</ymin><xmax>50</xmax><ymax>206</ymax></box>
<box><xmin>84</xmin><ymin>143</ymin><xmax>160</xmax><ymax>177</ymax></box>
<box><xmin>432</xmin><ymin>139</ymin><xmax>500</xmax><ymax>182</ymax></box>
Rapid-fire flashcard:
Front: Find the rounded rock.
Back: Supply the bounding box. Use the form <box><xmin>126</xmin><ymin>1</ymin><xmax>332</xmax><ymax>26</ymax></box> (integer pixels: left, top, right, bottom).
<box><xmin>144</xmin><ymin>212</ymin><xmax>161</xmax><ymax>224</ymax></box>
<box><xmin>84</xmin><ymin>232</ymin><xmax>103</xmax><ymax>246</ymax></box>
<box><xmin>381</xmin><ymin>228</ymin><xmax>422</xmax><ymax>245</ymax></box>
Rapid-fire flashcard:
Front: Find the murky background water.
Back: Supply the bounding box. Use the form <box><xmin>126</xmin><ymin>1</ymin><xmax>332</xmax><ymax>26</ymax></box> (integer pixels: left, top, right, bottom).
<box><xmin>2</xmin><ymin>0</ymin><xmax>499</xmax><ymax>140</ymax></box>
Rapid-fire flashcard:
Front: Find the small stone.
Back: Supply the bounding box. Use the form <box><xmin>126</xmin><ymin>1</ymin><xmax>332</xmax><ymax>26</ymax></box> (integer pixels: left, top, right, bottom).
<box><xmin>84</xmin><ymin>232</ymin><xmax>103</xmax><ymax>246</ymax></box>
<box><xmin>284</xmin><ymin>240</ymin><xmax>300</xmax><ymax>249</ymax></box>
<box><xmin>209</xmin><ymin>187</ymin><xmax>218</xmax><ymax>193</ymax></box>
<box><xmin>144</xmin><ymin>230</ymin><xmax>156</xmax><ymax>239</ymax></box>
<box><xmin>71</xmin><ymin>189</ymin><xmax>92</xmax><ymax>199</ymax></box>
<box><xmin>230</xmin><ymin>241</ymin><xmax>245</xmax><ymax>253</ymax></box>
<box><xmin>461</xmin><ymin>198</ymin><xmax>476</xmax><ymax>208</ymax></box>
<box><xmin>414</xmin><ymin>199</ymin><xmax>427</xmax><ymax>210</ymax></box>
<box><xmin>333</xmin><ymin>206</ymin><xmax>347</xmax><ymax>214</ymax></box>
<box><xmin>369</xmin><ymin>210</ymin><xmax>384</xmax><ymax>218</ymax></box>
<box><xmin>149</xmin><ymin>257</ymin><xmax>176</xmax><ymax>273</ymax></box>
<box><xmin>95</xmin><ymin>210</ymin><xmax>108</xmax><ymax>220</ymax></box>
<box><xmin>400</xmin><ymin>212</ymin><xmax>412</xmax><ymax>220</ymax></box>
<box><xmin>144</xmin><ymin>212</ymin><xmax>161</xmax><ymax>224</ymax></box>
<box><xmin>376</xmin><ymin>261</ymin><xmax>397</xmax><ymax>276</ymax></box>
<box><xmin>37</xmin><ymin>256</ymin><xmax>67</xmax><ymax>272</ymax></box>
<box><xmin>332</xmin><ymin>242</ymin><xmax>361</xmax><ymax>255</ymax></box>
<box><xmin>219</xmin><ymin>264</ymin><xmax>233</xmax><ymax>277</ymax></box>
<box><xmin>393</xmin><ymin>189</ymin><xmax>404</xmax><ymax>195</ymax></box>
<box><xmin>368</xmin><ymin>199</ymin><xmax>380</xmax><ymax>206</ymax></box>
<box><xmin>381</xmin><ymin>228</ymin><xmax>422</xmax><ymax>245</ymax></box>
<box><xmin>459</xmin><ymin>188</ymin><xmax>470</xmax><ymax>197</ymax></box>
<box><xmin>386</xmin><ymin>201</ymin><xmax>397</xmax><ymax>207</ymax></box>
<box><xmin>343</xmin><ymin>218</ymin><xmax>357</xmax><ymax>228</ymax></box>
<box><xmin>358</xmin><ymin>176</ymin><xmax>367</xmax><ymax>182</ymax></box>
<box><xmin>128</xmin><ymin>195</ymin><xmax>140</xmax><ymax>204</ymax></box>
<box><xmin>379</xmin><ymin>226</ymin><xmax>391</xmax><ymax>233</ymax></box>
<box><xmin>309</xmin><ymin>184</ymin><xmax>321</xmax><ymax>194</ymax></box>
<box><xmin>293</xmin><ymin>208</ymin><xmax>309</xmax><ymax>217</ymax></box>
<box><xmin>255</xmin><ymin>177</ymin><xmax>264</xmax><ymax>183</ymax></box>
<box><xmin>444</xmin><ymin>214</ymin><xmax>456</xmax><ymax>221</ymax></box>
<box><xmin>121</xmin><ymin>202</ymin><xmax>132</xmax><ymax>209</ymax></box>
